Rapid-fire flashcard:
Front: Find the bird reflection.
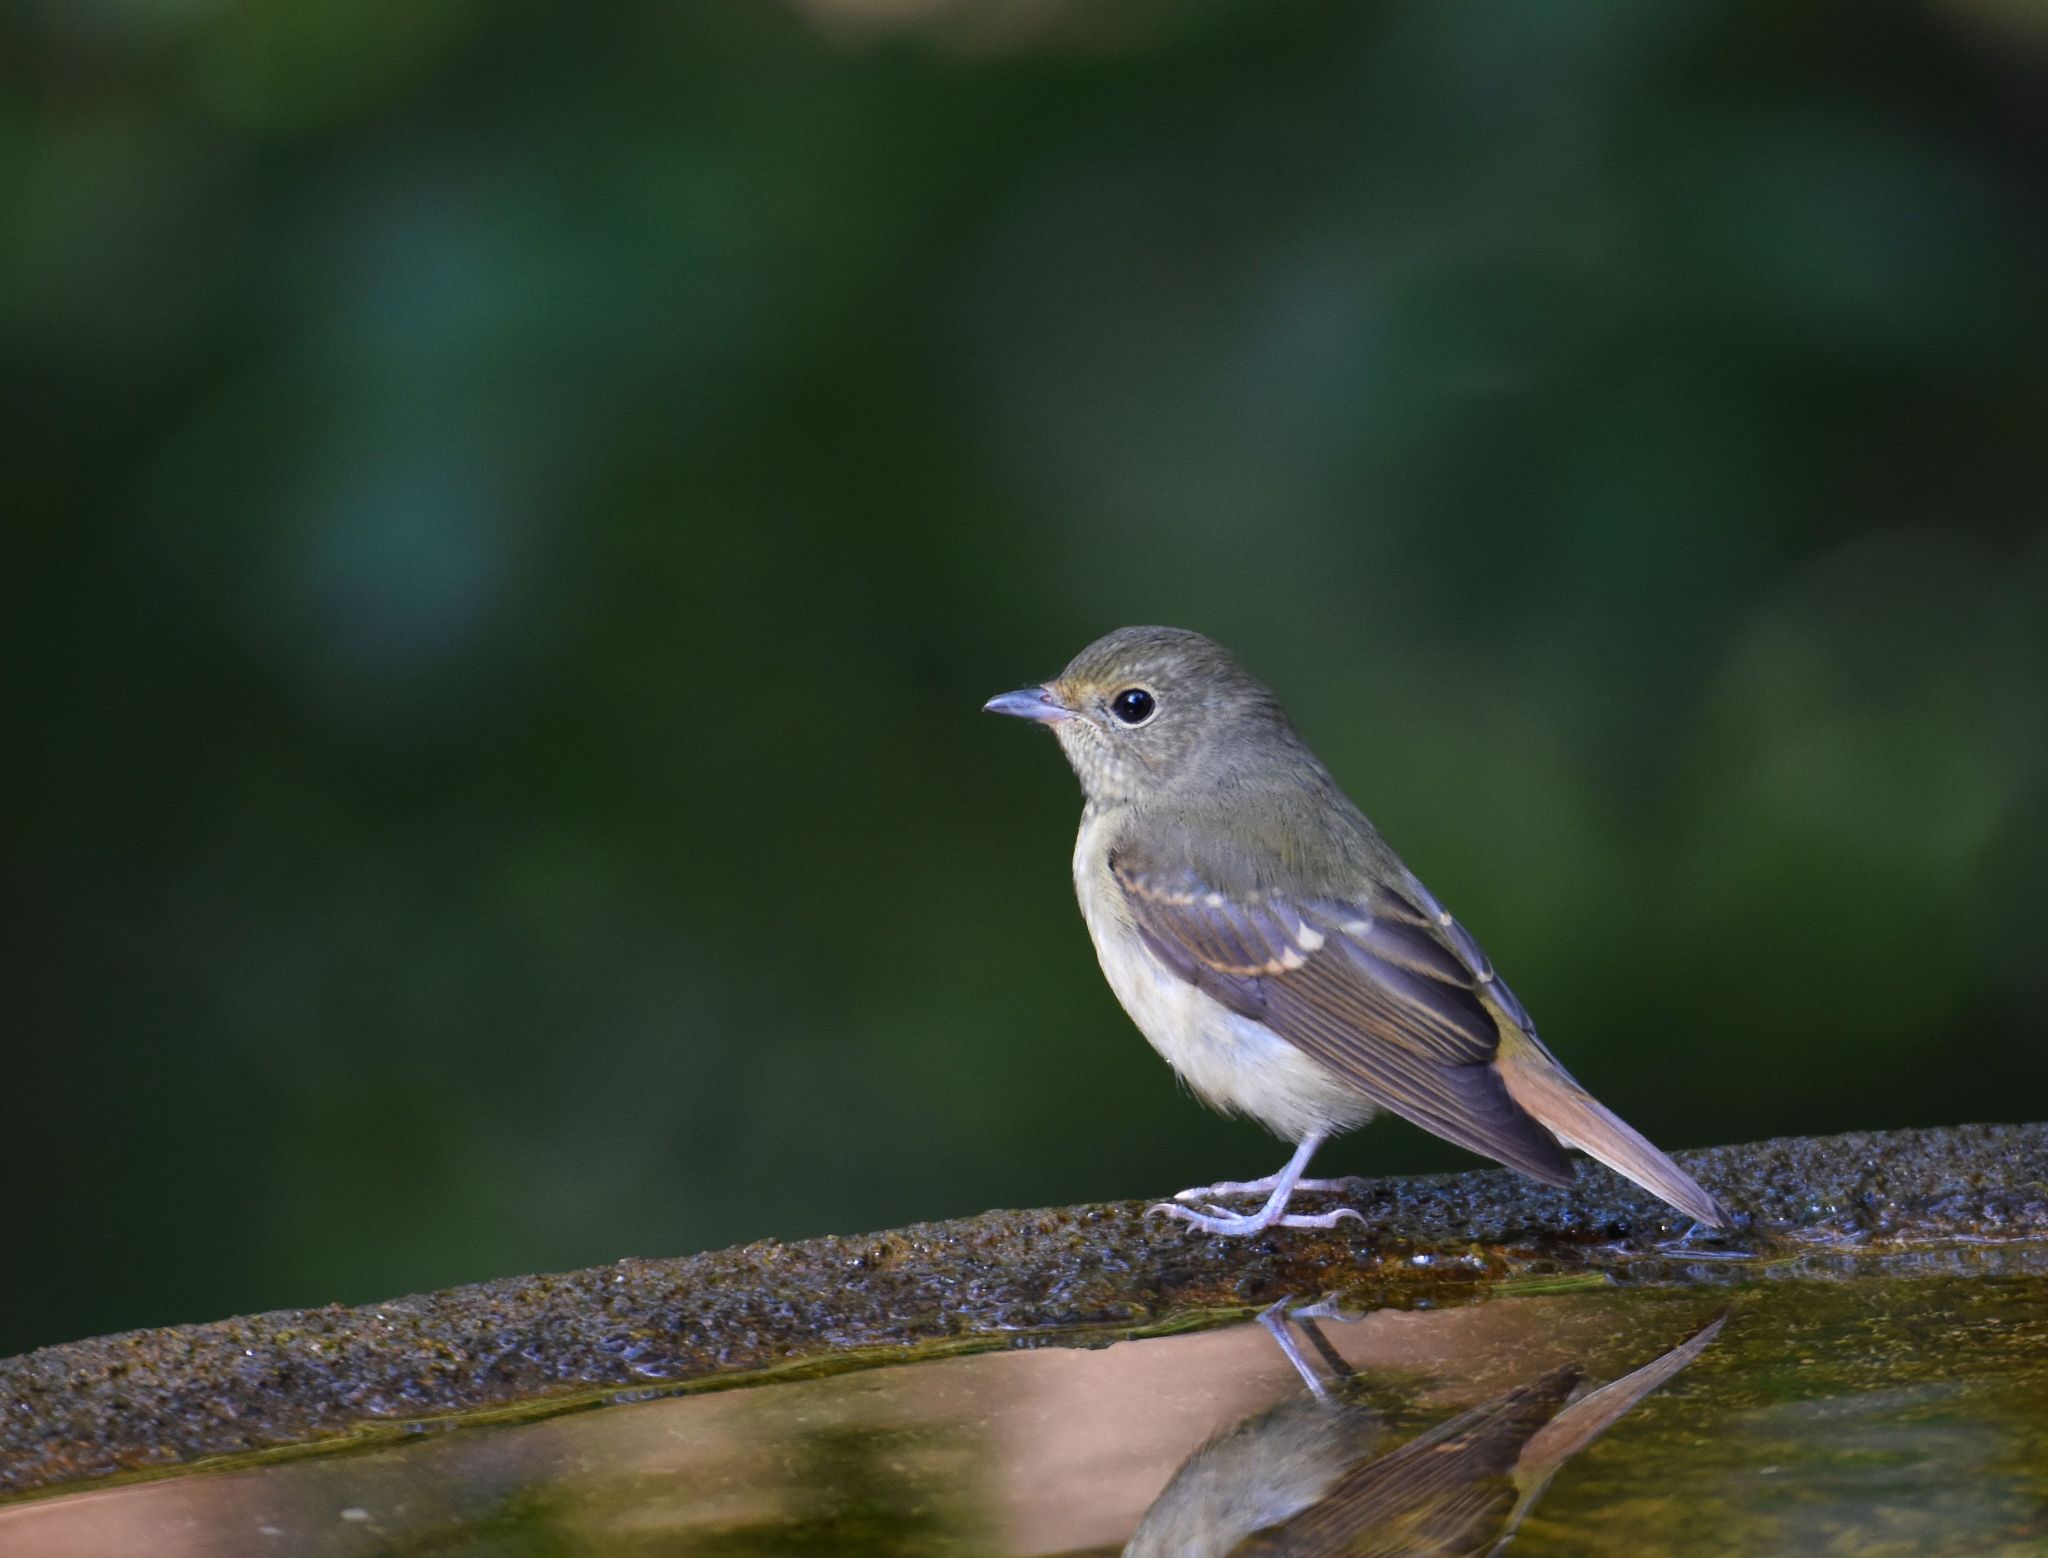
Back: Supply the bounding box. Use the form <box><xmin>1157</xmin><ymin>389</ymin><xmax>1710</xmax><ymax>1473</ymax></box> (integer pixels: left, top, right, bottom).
<box><xmin>1125</xmin><ymin>1303</ymin><xmax>1725</xmax><ymax>1557</ymax></box>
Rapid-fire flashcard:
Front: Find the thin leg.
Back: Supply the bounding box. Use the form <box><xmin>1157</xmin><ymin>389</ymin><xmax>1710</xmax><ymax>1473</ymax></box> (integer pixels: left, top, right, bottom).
<box><xmin>1175</xmin><ymin>1174</ymin><xmax>1363</xmax><ymax>1204</ymax></box>
<box><xmin>1146</xmin><ymin>1134</ymin><xmax>1363</xmax><ymax>1236</ymax></box>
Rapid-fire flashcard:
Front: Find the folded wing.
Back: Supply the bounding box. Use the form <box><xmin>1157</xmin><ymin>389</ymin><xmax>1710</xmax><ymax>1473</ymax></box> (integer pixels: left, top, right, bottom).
<box><xmin>1110</xmin><ymin>852</ymin><xmax>1575</xmax><ymax>1187</ymax></box>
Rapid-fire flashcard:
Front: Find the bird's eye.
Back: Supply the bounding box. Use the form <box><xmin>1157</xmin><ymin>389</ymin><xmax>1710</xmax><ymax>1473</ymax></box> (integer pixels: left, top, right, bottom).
<box><xmin>1109</xmin><ymin>688</ymin><xmax>1157</xmax><ymax>726</ymax></box>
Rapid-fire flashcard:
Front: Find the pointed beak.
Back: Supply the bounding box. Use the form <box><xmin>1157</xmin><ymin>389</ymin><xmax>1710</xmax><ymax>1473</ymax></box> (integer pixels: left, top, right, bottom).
<box><xmin>982</xmin><ymin>684</ymin><xmax>1075</xmax><ymax>724</ymax></box>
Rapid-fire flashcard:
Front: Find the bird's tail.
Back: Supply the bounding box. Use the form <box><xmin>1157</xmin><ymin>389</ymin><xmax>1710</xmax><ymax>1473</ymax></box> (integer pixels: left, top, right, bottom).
<box><xmin>1495</xmin><ymin>1033</ymin><xmax>1726</xmax><ymax>1228</ymax></box>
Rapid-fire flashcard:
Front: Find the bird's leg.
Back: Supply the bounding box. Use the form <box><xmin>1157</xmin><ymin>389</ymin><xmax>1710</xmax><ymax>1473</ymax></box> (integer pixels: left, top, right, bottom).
<box><xmin>1175</xmin><ymin>1173</ymin><xmax>1363</xmax><ymax>1204</ymax></box>
<box><xmin>1168</xmin><ymin>1132</ymin><xmax>1339</xmax><ymax>1205</ymax></box>
<box><xmin>1147</xmin><ymin>1134</ymin><xmax>1364</xmax><ymax>1236</ymax></box>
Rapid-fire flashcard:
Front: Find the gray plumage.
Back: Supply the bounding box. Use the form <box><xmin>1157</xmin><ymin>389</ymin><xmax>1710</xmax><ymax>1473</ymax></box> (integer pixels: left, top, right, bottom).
<box><xmin>986</xmin><ymin>626</ymin><xmax>1724</xmax><ymax>1232</ymax></box>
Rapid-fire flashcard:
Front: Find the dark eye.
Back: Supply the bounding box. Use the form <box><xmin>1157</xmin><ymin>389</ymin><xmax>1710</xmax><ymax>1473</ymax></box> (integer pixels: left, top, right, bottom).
<box><xmin>1109</xmin><ymin>688</ymin><xmax>1157</xmax><ymax>725</ymax></box>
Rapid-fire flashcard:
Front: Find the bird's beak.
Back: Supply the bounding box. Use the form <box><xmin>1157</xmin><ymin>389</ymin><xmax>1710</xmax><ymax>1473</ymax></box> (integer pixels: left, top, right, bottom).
<box><xmin>982</xmin><ymin>684</ymin><xmax>1075</xmax><ymax>724</ymax></box>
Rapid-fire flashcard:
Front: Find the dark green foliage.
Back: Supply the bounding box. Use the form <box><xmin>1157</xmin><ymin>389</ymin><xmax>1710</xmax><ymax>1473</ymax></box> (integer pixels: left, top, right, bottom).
<box><xmin>3</xmin><ymin>0</ymin><xmax>2045</xmax><ymax>1356</ymax></box>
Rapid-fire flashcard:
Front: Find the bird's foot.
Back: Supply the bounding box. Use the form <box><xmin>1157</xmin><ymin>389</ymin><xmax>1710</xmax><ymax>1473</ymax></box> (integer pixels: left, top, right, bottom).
<box><xmin>1172</xmin><ymin>1175</ymin><xmax>1365</xmax><ymax>1204</ymax></box>
<box><xmin>1653</xmin><ymin>1218</ymin><xmax>1755</xmax><ymax>1260</ymax></box>
<box><xmin>1146</xmin><ymin>1200</ymin><xmax>1366</xmax><ymax>1236</ymax></box>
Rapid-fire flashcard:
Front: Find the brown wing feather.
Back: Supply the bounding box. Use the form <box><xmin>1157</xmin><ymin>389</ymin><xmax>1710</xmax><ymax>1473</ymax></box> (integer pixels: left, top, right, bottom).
<box><xmin>1113</xmin><ymin>855</ymin><xmax>1575</xmax><ymax>1186</ymax></box>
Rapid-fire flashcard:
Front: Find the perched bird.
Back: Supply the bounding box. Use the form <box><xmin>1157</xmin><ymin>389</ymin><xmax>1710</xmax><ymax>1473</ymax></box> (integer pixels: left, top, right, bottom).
<box><xmin>984</xmin><ymin>626</ymin><xmax>1724</xmax><ymax>1234</ymax></box>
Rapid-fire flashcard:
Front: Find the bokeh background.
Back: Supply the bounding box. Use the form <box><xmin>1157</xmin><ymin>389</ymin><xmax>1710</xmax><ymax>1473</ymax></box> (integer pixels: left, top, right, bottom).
<box><xmin>6</xmin><ymin>0</ymin><xmax>2047</xmax><ymax>1359</ymax></box>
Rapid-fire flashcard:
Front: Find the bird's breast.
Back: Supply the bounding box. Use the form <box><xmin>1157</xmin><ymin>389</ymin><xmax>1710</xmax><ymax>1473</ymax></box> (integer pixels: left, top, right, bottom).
<box><xmin>1072</xmin><ymin>809</ymin><xmax>1375</xmax><ymax>1145</ymax></box>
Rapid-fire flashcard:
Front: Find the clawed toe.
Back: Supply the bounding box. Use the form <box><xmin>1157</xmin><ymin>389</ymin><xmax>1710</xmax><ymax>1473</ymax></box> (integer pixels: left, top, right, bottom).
<box><xmin>1150</xmin><ymin>1204</ymin><xmax>1268</xmax><ymax>1235</ymax></box>
<box><xmin>1151</xmin><ymin>1138</ymin><xmax>1365</xmax><ymax>1237</ymax></box>
<box><xmin>1174</xmin><ymin>1181</ymin><xmax>1260</xmax><ymax>1204</ymax></box>
<box><xmin>1146</xmin><ymin>1200</ymin><xmax>1366</xmax><ymax>1237</ymax></box>
<box><xmin>1173</xmin><ymin>1175</ymin><xmax>1364</xmax><ymax>1205</ymax></box>
<box><xmin>1275</xmin><ymin>1206</ymin><xmax>1365</xmax><ymax>1230</ymax></box>
<box><xmin>1147</xmin><ymin>1200</ymin><xmax>1237</xmax><ymax>1223</ymax></box>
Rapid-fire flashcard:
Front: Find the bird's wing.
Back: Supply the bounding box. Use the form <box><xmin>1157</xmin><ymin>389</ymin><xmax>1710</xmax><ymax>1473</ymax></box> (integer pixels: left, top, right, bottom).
<box><xmin>1109</xmin><ymin>851</ymin><xmax>1574</xmax><ymax>1185</ymax></box>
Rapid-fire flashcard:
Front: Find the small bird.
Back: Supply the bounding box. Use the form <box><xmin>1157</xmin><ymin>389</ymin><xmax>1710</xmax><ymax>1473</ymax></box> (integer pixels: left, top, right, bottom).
<box><xmin>985</xmin><ymin>626</ymin><xmax>1723</xmax><ymax>1234</ymax></box>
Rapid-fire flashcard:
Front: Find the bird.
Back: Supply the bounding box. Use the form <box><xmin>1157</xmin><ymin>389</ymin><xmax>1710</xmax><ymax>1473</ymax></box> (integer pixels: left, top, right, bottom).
<box><xmin>984</xmin><ymin>625</ymin><xmax>1724</xmax><ymax>1235</ymax></box>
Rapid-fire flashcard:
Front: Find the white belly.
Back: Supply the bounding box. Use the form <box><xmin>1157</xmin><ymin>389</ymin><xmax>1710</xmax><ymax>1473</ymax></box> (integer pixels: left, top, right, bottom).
<box><xmin>1073</xmin><ymin>811</ymin><xmax>1375</xmax><ymax>1145</ymax></box>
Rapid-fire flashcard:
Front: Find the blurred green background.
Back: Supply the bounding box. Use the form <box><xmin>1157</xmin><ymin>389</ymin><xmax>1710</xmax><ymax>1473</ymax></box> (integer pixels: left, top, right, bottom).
<box><xmin>6</xmin><ymin>0</ymin><xmax>2047</xmax><ymax>1359</ymax></box>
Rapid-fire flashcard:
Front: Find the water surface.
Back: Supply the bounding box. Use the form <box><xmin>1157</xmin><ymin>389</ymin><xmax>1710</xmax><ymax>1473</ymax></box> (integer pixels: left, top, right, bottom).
<box><xmin>5</xmin><ymin>1265</ymin><xmax>2044</xmax><ymax>1555</ymax></box>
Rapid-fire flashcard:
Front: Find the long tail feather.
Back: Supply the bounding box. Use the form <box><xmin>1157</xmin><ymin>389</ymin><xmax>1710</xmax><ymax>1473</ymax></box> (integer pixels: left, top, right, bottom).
<box><xmin>1495</xmin><ymin>1038</ymin><xmax>1726</xmax><ymax>1228</ymax></box>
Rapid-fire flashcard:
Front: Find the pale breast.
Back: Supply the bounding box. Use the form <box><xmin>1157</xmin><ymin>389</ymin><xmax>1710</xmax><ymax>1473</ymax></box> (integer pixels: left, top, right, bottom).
<box><xmin>1073</xmin><ymin>809</ymin><xmax>1375</xmax><ymax>1145</ymax></box>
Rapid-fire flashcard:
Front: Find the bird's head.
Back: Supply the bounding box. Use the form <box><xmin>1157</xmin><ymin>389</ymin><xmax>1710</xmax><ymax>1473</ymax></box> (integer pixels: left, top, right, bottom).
<box><xmin>983</xmin><ymin>626</ymin><xmax>1297</xmax><ymax>807</ymax></box>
